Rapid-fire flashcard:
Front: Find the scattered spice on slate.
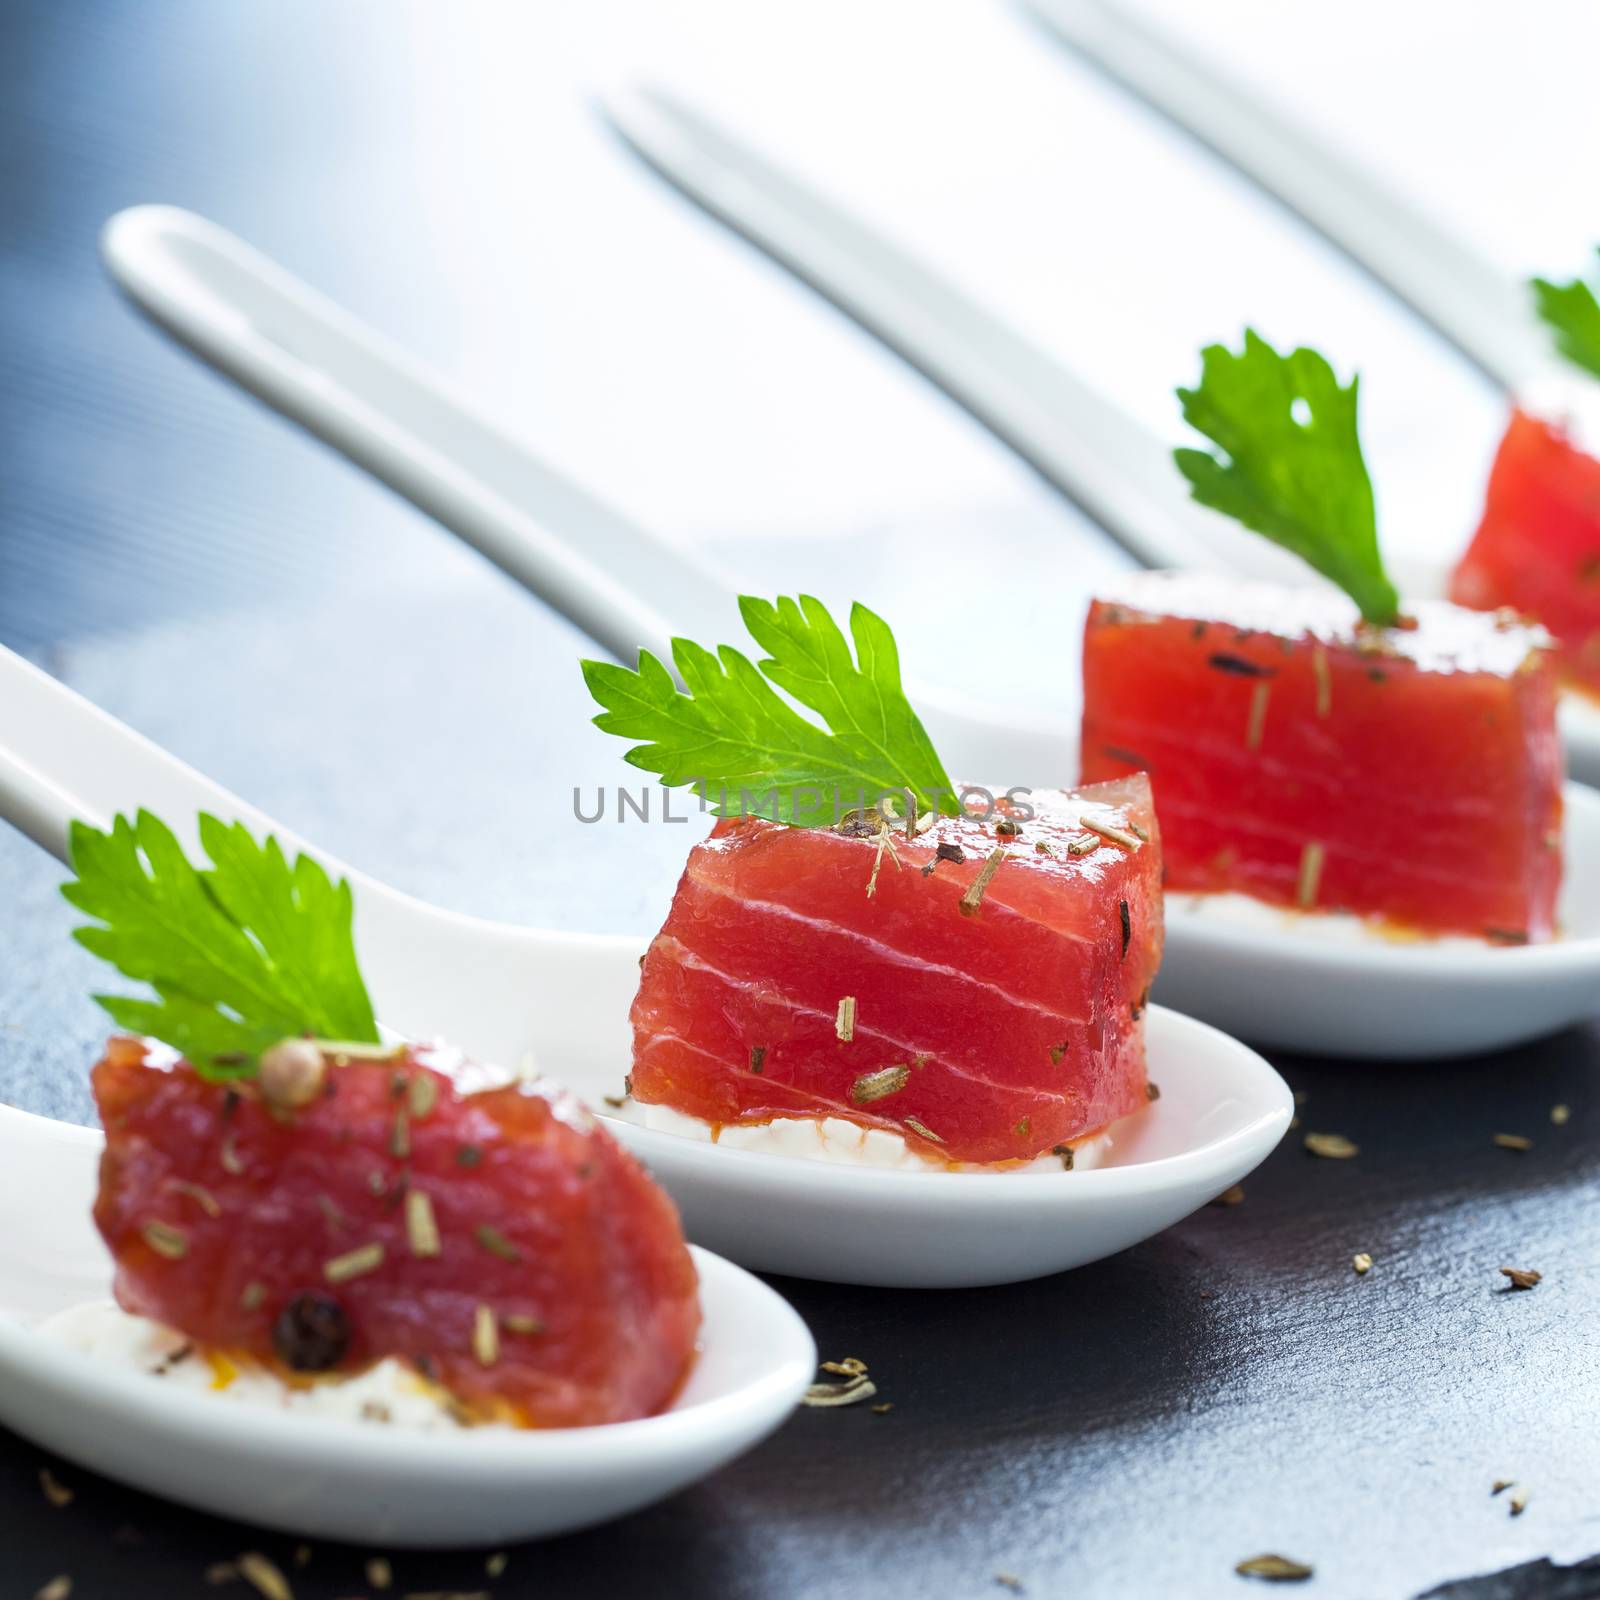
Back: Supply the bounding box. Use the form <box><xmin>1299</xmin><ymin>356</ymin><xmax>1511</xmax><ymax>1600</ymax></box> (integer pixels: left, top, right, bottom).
<box><xmin>39</xmin><ymin>1468</ymin><xmax>73</xmax><ymax>1508</ymax></box>
<box><xmin>1509</xmin><ymin>1489</ymin><xmax>1530</xmax><ymax>1516</ymax></box>
<box><xmin>1500</xmin><ymin>1267</ymin><xmax>1542</xmax><ymax>1291</ymax></box>
<box><xmin>293</xmin><ymin>1545</ymin><xmax>311</xmax><ymax>1568</ymax></box>
<box><xmin>238</xmin><ymin>1551</ymin><xmax>293</xmax><ymax>1600</ymax></box>
<box><xmin>871</xmin><ymin>1402</ymin><xmax>894</xmax><ymax>1415</ymax></box>
<box><xmin>802</xmin><ymin>1369</ymin><xmax>879</xmax><ymax>1407</ymax></box>
<box><xmin>1234</xmin><ymin>1553</ymin><xmax>1313</xmax><ymax>1582</ymax></box>
<box><xmin>1352</xmin><ymin>1253</ymin><xmax>1373</xmax><ymax>1275</ymax></box>
<box><xmin>1551</xmin><ymin>1103</ymin><xmax>1571</xmax><ymax>1125</ymax></box>
<box><xmin>33</xmin><ymin>1579</ymin><xmax>71</xmax><ymax>1600</ymax></box>
<box><xmin>1492</xmin><ymin>1480</ymin><xmax>1514</xmax><ymax>1495</ymax></box>
<box><xmin>1211</xmin><ymin>1184</ymin><xmax>1245</xmax><ymax>1207</ymax></box>
<box><xmin>1304</xmin><ymin>1132</ymin><xmax>1358</xmax><ymax>1159</ymax></box>
<box><xmin>995</xmin><ymin>1576</ymin><xmax>1025</xmax><ymax>1594</ymax></box>
<box><xmin>487</xmin><ymin>1552</ymin><xmax>510</xmax><ymax>1578</ymax></box>
<box><xmin>367</xmin><ymin>1554</ymin><xmax>394</xmax><ymax>1590</ymax></box>
<box><xmin>1493</xmin><ymin>1132</ymin><xmax>1532</xmax><ymax>1151</ymax></box>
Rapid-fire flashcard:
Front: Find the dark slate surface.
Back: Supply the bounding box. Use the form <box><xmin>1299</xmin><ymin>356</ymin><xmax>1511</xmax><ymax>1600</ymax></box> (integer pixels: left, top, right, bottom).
<box><xmin>3</xmin><ymin>6</ymin><xmax>1599</xmax><ymax>1598</ymax></box>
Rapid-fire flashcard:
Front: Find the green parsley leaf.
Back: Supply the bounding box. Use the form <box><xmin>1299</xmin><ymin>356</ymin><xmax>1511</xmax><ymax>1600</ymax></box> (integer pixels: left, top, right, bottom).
<box><xmin>1532</xmin><ymin>257</ymin><xmax>1600</xmax><ymax>383</ymax></box>
<box><xmin>62</xmin><ymin>810</ymin><xmax>378</xmax><ymax>1078</ymax></box>
<box><xmin>581</xmin><ymin>595</ymin><xmax>957</xmax><ymax>825</ymax></box>
<box><xmin>1175</xmin><ymin>328</ymin><xmax>1400</xmax><ymax>626</ymax></box>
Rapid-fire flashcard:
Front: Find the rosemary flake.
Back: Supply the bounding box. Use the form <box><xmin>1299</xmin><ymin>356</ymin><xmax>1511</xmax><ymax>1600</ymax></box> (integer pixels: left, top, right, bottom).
<box><xmin>173</xmin><ymin>1180</ymin><xmax>220</xmax><ymax>1218</ymax></box>
<box><xmin>1311</xmin><ymin>643</ymin><xmax>1332</xmax><ymax>717</ymax></box>
<box><xmin>959</xmin><ymin>847</ymin><xmax>1008</xmax><ymax>917</ymax></box>
<box><xmin>904</xmin><ymin>1116</ymin><xmax>943</xmax><ymax>1145</ymax></box>
<box><xmin>1245</xmin><ymin>679</ymin><xmax>1271</xmax><ymax>751</ymax></box>
<box><xmin>140</xmin><ymin>1220</ymin><xmax>189</xmax><ymax>1260</ymax></box>
<box><xmin>405</xmin><ymin>1189</ymin><xmax>442</xmax><ymax>1258</ymax></box>
<box><xmin>502</xmin><ymin>1313</ymin><xmax>545</xmax><ymax>1336</ymax></box>
<box><xmin>1119</xmin><ymin>899</ymin><xmax>1131</xmax><ymax>958</ymax></box>
<box><xmin>850</xmin><ymin>1066</ymin><xmax>910</xmax><ymax>1105</ymax></box>
<box><xmin>323</xmin><ymin>1242</ymin><xmax>385</xmax><ymax>1283</ymax></box>
<box><xmin>407</xmin><ymin>1072</ymin><xmax>439</xmax><ymax>1120</ymax></box>
<box><xmin>1079</xmin><ymin>816</ymin><xmax>1141</xmax><ymax>851</ymax></box>
<box><xmin>835</xmin><ymin>995</ymin><xmax>857</xmax><ymax>1042</ymax></box>
<box><xmin>1295</xmin><ymin>841</ymin><xmax>1325</xmax><ymax>909</ymax></box>
<box><xmin>475</xmin><ymin>1223</ymin><xmax>523</xmax><ymax>1263</ymax></box>
<box><xmin>472</xmin><ymin>1304</ymin><xmax>500</xmax><ymax>1367</ymax></box>
<box><xmin>1049</xmin><ymin>1042</ymin><xmax>1066</xmax><ymax>1064</ymax></box>
<box><xmin>749</xmin><ymin>1046</ymin><xmax>766</xmax><ymax>1075</ymax></box>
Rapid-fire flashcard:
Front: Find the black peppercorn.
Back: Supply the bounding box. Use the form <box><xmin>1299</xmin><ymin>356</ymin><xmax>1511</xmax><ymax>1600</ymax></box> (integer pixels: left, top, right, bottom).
<box><xmin>271</xmin><ymin>1292</ymin><xmax>350</xmax><ymax>1371</ymax></box>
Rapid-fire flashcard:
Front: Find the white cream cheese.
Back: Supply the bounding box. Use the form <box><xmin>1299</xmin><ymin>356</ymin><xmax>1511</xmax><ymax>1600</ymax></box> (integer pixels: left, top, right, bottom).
<box><xmin>609</xmin><ymin>1099</ymin><xmax>1113</xmax><ymax>1174</ymax></box>
<box><xmin>38</xmin><ymin>1301</ymin><xmax>503</xmax><ymax>1430</ymax></box>
<box><xmin>1170</xmin><ymin>890</ymin><xmax>1495</xmax><ymax>950</ymax></box>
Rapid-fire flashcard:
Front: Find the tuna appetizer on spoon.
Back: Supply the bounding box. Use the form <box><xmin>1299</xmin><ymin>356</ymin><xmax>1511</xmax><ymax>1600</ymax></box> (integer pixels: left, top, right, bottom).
<box><xmin>47</xmin><ymin>813</ymin><xmax>701</xmax><ymax>1428</ymax></box>
<box><xmin>1081</xmin><ymin>332</ymin><xmax>1564</xmax><ymax>944</ymax></box>
<box><xmin>1452</xmin><ymin>252</ymin><xmax>1600</xmax><ymax>697</ymax></box>
<box><xmin>583</xmin><ymin>597</ymin><xmax>1164</xmax><ymax>1171</ymax></box>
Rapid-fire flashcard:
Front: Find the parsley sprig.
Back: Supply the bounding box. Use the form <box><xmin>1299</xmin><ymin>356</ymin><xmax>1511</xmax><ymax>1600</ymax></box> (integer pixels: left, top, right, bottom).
<box><xmin>63</xmin><ymin>811</ymin><xmax>379</xmax><ymax>1079</ymax></box>
<box><xmin>1532</xmin><ymin>255</ymin><xmax>1600</xmax><ymax>383</ymax></box>
<box><xmin>1175</xmin><ymin>329</ymin><xmax>1401</xmax><ymax>626</ymax></box>
<box><xmin>582</xmin><ymin>595</ymin><xmax>956</xmax><ymax>825</ymax></box>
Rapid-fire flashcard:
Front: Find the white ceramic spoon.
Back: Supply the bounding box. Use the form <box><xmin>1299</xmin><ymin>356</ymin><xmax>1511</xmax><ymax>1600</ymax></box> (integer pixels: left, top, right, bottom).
<box><xmin>96</xmin><ymin>206</ymin><xmax>1600</xmax><ymax>1058</ymax></box>
<box><xmin>593</xmin><ymin>83</ymin><xmax>1600</xmax><ymax>787</ymax></box>
<box><xmin>0</xmin><ymin>644</ymin><xmax>1290</xmax><ymax>1282</ymax></box>
<box><xmin>0</xmin><ymin>1101</ymin><xmax>813</xmax><ymax>1548</ymax></box>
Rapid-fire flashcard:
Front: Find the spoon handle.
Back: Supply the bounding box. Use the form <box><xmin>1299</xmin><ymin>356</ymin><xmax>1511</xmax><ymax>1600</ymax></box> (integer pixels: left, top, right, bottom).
<box><xmin>599</xmin><ymin>85</ymin><xmax>1256</xmax><ymax>574</ymax></box>
<box><xmin>0</xmin><ymin>645</ymin><xmax>313</xmax><ymax>869</ymax></box>
<box><xmin>1018</xmin><ymin>0</ymin><xmax>1548</xmax><ymax>392</ymax></box>
<box><xmin>100</xmin><ymin>206</ymin><xmax>738</xmax><ymax>664</ymax></box>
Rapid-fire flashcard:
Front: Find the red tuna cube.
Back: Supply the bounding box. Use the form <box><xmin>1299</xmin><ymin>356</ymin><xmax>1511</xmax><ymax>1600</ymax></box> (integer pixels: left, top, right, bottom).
<box><xmin>1453</xmin><ymin>406</ymin><xmax>1600</xmax><ymax>693</ymax></box>
<box><xmin>628</xmin><ymin>777</ymin><xmax>1163</xmax><ymax>1167</ymax></box>
<box><xmin>1080</xmin><ymin>572</ymin><xmax>1563</xmax><ymax>942</ymax></box>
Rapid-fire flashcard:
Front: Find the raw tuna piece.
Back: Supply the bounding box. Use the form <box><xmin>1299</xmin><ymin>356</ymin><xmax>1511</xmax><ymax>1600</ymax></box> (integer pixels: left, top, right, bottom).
<box><xmin>1452</xmin><ymin>407</ymin><xmax>1600</xmax><ymax>694</ymax></box>
<box><xmin>629</xmin><ymin>778</ymin><xmax>1163</xmax><ymax>1166</ymax></box>
<box><xmin>92</xmin><ymin>1037</ymin><xmax>699</xmax><ymax>1427</ymax></box>
<box><xmin>1080</xmin><ymin>571</ymin><xmax>1563</xmax><ymax>941</ymax></box>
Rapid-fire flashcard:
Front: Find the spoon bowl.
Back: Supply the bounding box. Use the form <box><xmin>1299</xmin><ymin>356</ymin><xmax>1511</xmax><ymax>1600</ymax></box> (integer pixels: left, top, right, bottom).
<box><xmin>0</xmin><ymin>1106</ymin><xmax>814</xmax><ymax>1548</ymax></box>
